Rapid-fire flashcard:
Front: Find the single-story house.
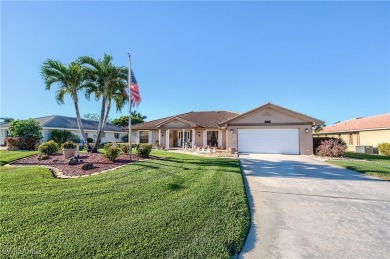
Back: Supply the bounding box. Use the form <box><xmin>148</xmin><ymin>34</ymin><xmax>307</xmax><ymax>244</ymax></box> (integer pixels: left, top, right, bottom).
<box><xmin>313</xmin><ymin>114</ymin><xmax>390</xmax><ymax>153</ymax></box>
<box><xmin>128</xmin><ymin>102</ymin><xmax>324</xmax><ymax>155</ymax></box>
<box><xmin>0</xmin><ymin>115</ymin><xmax>126</xmax><ymax>145</ymax></box>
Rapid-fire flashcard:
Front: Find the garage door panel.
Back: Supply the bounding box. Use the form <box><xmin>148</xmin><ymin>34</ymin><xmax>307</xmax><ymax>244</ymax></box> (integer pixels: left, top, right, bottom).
<box><xmin>238</xmin><ymin>129</ymin><xmax>299</xmax><ymax>154</ymax></box>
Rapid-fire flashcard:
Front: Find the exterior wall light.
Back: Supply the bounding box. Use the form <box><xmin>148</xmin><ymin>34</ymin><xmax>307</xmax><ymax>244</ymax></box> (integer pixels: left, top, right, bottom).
<box><xmin>230</xmin><ymin>129</ymin><xmax>234</xmax><ymax>133</ymax></box>
<box><xmin>305</xmin><ymin>128</ymin><xmax>309</xmax><ymax>133</ymax></box>
<box><xmin>161</xmin><ymin>132</ymin><xmax>164</xmax><ymax>137</ymax></box>
<box><xmin>198</xmin><ymin>132</ymin><xmax>201</xmax><ymax>137</ymax></box>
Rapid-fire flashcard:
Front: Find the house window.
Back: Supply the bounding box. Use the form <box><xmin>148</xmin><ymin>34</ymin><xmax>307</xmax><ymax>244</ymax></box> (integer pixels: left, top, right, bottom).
<box><xmin>207</xmin><ymin>131</ymin><xmax>218</xmax><ymax>147</ymax></box>
<box><xmin>85</xmin><ymin>133</ymin><xmax>88</xmax><ymax>138</ymax></box>
<box><xmin>349</xmin><ymin>134</ymin><xmax>353</xmax><ymax>145</ymax></box>
<box><xmin>114</xmin><ymin>133</ymin><xmax>119</xmax><ymax>139</ymax></box>
<box><xmin>139</xmin><ymin>131</ymin><xmax>149</xmax><ymax>143</ymax></box>
<box><xmin>264</xmin><ymin>120</ymin><xmax>271</xmax><ymax>123</ymax></box>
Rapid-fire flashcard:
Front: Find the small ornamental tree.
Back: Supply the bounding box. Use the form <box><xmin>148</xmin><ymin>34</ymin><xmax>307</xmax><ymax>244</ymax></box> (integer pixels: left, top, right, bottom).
<box><xmin>7</xmin><ymin>119</ymin><xmax>42</xmax><ymax>150</ymax></box>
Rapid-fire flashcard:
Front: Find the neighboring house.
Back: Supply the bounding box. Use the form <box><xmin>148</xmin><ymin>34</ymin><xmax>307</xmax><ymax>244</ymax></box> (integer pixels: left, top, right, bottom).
<box><xmin>0</xmin><ymin>115</ymin><xmax>126</xmax><ymax>145</ymax></box>
<box><xmin>313</xmin><ymin>114</ymin><xmax>390</xmax><ymax>153</ymax></box>
<box><xmin>128</xmin><ymin>102</ymin><xmax>324</xmax><ymax>155</ymax></box>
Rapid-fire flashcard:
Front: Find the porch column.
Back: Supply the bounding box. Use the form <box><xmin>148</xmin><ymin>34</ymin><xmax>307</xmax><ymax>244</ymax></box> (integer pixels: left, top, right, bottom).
<box><xmin>192</xmin><ymin>129</ymin><xmax>195</xmax><ymax>149</ymax></box>
<box><xmin>158</xmin><ymin>129</ymin><xmax>161</xmax><ymax>146</ymax></box>
<box><xmin>166</xmin><ymin>129</ymin><xmax>170</xmax><ymax>149</ymax></box>
<box><xmin>182</xmin><ymin>129</ymin><xmax>185</xmax><ymax>148</ymax></box>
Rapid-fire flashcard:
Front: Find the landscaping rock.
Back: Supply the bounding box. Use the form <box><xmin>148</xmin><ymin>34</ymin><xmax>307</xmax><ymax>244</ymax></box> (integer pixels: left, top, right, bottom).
<box><xmin>38</xmin><ymin>154</ymin><xmax>49</xmax><ymax>160</ymax></box>
<box><xmin>81</xmin><ymin>163</ymin><xmax>94</xmax><ymax>170</ymax></box>
<box><xmin>68</xmin><ymin>156</ymin><xmax>79</xmax><ymax>165</ymax></box>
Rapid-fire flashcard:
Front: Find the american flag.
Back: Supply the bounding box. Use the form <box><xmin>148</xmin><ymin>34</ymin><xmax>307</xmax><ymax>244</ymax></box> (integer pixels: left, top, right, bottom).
<box><xmin>124</xmin><ymin>70</ymin><xmax>141</xmax><ymax>107</ymax></box>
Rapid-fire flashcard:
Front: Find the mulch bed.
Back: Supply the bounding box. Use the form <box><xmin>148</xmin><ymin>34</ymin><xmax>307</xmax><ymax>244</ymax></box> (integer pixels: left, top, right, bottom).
<box><xmin>9</xmin><ymin>153</ymin><xmax>141</xmax><ymax>178</ymax></box>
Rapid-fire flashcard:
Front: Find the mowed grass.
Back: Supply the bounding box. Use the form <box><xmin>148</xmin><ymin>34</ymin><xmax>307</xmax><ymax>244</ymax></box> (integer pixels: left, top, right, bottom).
<box><xmin>0</xmin><ymin>150</ymin><xmax>250</xmax><ymax>258</ymax></box>
<box><xmin>328</xmin><ymin>152</ymin><xmax>390</xmax><ymax>180</ymax></box>
<box><xmin>0</xmin><ymin>150</ymin><xmax>38</xmax><ymax>166</ymax></box>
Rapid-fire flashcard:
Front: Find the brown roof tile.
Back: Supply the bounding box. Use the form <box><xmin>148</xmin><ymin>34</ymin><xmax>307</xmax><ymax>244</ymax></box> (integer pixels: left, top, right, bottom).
<box><xmin>320</xmin><ymin>114</ymin><xmax>390</xmax><ymax>133</ymax></box>
<box><xmin>131</xmin><ymin>111</ymin><xmax>239</xmax><ymax>130</ymax></box>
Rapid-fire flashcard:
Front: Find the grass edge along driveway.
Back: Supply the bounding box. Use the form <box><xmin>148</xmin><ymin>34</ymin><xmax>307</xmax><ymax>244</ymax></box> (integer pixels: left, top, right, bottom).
<box><xmin>0</xmin><ymin>150</ymin><xmax>250</xmax><ymax>258</ymax></box>
<box><xmin>328</xmin><ymin>152</ymin><xmax>390</xmax><ymax>180</ymax></box>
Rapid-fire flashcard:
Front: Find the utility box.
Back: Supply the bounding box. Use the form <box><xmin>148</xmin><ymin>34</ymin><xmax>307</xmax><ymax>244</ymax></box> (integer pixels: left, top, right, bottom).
<box><xmin>356</xmin><ymin>146</ymin><xmax>373</xmax><ymax>154</ymax></box>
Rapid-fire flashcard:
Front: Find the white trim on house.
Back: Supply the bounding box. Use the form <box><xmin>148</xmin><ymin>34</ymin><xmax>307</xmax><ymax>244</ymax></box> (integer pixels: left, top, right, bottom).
<box><xmin>166</xmin><ymin>129</ymin><xmax>170</xmax><ymax>148</ymax></box>
<box><xmin>218</xmin><ymin>130</ymin><xmax>222</xmax><ymax>148</ymax></box>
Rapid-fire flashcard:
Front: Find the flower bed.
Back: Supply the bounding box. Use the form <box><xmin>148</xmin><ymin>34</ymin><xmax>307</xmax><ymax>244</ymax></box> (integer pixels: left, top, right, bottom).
<box><xmin>9</xmin><ymin>153</ymin><xmax>140</xmax><ymax>178</ymax></box>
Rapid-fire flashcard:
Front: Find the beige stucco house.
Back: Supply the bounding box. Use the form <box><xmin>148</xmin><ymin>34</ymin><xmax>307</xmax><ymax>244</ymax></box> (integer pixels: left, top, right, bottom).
<box><xmin>129</xmin><ymin>102</ymin><xmax>324</xmax><ymax>155</ymax></box>
<box><xmin>313</xmin><ymin>114</ymin><xmax>390</xmax><ymax>153</ymax></box>
<box><xmin>0</xmin><ymin>115</ymin><xmax>126</xmax><ymax>145</ymax></box>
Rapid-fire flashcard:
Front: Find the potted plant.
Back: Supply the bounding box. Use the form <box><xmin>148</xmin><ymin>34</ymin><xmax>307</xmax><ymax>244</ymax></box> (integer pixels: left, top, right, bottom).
<box><xmin>61</xmin><ymin>141</ymin><xmax>77</xmax><ymax>159</ymax></box>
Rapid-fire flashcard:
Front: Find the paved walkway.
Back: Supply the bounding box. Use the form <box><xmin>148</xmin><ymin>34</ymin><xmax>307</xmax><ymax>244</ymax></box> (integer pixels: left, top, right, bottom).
<box><xmin>239</xmin><ymin>154</ymin><xmax>390</xmax><ymax>259</ymax></box>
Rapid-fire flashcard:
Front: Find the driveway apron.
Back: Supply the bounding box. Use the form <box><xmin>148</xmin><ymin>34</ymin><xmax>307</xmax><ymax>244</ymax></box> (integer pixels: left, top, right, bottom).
<box><xmin>239</xmin><ymin>154</ymin><xmax>390</xmax><ymax>259</ymax></box>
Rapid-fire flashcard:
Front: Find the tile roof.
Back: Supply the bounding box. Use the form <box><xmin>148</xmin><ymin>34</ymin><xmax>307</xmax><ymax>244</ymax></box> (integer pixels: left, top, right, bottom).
<box><xmin>0</xmin><ymin>115</ymin><xmax>125</xmax><ymax>132</ymax></box>
<box><xmin>219</xmin><ymin>102</ymin><xmax>324</xmax><ymax>126</ymax></box>
<box><xmin>319</xmin><ymin>114</ymin><xmax>390</xmax><ymax>133</ymax></box>
<box><xmin>131</xmin><ymin>111</ymin><xmax>240</xmax><ymax>130</ymax></box>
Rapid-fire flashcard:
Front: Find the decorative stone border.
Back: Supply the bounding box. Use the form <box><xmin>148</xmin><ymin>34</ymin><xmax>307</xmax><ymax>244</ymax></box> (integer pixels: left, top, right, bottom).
<box><xmin>5</xmin><ymin>158</ymin><xmax>150</xmax><ymax>179</ymax></box>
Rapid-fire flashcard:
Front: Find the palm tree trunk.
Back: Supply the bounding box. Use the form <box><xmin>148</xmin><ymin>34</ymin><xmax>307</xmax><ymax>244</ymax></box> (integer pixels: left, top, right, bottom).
<box><xmin>92</xmin><ymin>83</ymin><xmax>108</xmax><ymax>152</ymax></box>
<box><xmin>97</xmin><ymin>99</ymin><xmax>111</xmax><ymax>145</ymax></box>
<box><xmin>72</xmin><ymin>94</ymin><xmax>88</xmax><ymax>146</ymax></box>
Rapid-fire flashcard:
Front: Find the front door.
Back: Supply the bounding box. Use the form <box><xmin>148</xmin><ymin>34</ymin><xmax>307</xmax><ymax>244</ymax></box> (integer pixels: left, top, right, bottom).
<box><xmin>178</xmin><ymin>131</ymin><xmax>191</xmax><ymax>147</ymax></box>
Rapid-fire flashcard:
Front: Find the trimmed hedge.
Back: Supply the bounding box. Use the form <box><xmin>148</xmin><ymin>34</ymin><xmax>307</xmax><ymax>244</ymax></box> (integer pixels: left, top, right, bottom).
<box><xmin>136</xmin><ymin>144</ymin><xmax>152</xmax><ymax>158</ymax></box>
<box><xmin>37</xmin><ymin>140</ymin><xmax>60</xmax><ymax>155</ymax></box>
<box><xmin>103</xmin><ymin>143</ymin><xmax>122</xmax><ymax>161</ymax></box>
<box><xmin>5</xmin><ymin>137</ymin><xmax>41</xmax><ymax>151</ymax></box>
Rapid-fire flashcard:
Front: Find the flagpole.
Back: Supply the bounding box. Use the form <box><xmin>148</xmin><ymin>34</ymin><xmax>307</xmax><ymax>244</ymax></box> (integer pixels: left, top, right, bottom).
<box><xmin>128</xmin><ymin>53</ymin><xmax>132</xmax><ymax>161</ymax></box>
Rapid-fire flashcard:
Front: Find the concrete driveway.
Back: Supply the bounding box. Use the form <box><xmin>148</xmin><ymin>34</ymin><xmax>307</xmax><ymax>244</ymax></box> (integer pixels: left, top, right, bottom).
<box><xmin>239</xmin><ymin>154</ymin><xmax>390</xmax><ymax>259</ymax></box>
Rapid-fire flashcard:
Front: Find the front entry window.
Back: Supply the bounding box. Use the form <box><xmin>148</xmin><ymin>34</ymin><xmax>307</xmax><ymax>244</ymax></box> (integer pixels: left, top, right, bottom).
<box><xmin>139</xmin><ymin>131</ymin><xmax>149</xmax><ymax>143</ymax></box>
<box><xmin>207</xmin><ymin>131</ymin><xmax>218</xmax><ymax>147</ymax></box>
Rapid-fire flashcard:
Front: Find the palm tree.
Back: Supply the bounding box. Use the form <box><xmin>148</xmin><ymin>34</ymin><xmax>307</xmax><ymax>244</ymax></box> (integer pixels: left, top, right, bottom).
<box><xmin>80</xmin><ymin>54</ymin><xmax>128</xmax><ymax>152</ymax></box>
<box><xmin>41</xmin><ymin>60</ymin><xmax>90</xmax><ymax>146</ymax></box>
<box><xmin>131</xmin><ymin>111</ymin><xmax>147</xmax><ymax>124</ymax></box>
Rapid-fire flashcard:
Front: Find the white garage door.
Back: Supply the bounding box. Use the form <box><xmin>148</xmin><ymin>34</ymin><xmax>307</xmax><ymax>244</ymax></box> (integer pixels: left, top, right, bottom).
<box><xmin>238</xmin><ymin>129</ymin><xmax>299</xmax><ymax>154</ymax></box>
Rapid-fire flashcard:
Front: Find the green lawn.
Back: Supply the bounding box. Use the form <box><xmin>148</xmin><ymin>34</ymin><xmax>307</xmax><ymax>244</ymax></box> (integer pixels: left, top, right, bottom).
<box><xmin>0</xmin><ymin>150</ymin><xmax>39</xmax><ymax>166</ymax></box>
<box><xmin>0</xmin><ymin>150</ymin><xmax>250</xmax><ymax>258</ymax></box>
<box><xmin>328</xmin><ymin>152</ymin><xmax>390</xmax><ymax>180</ymax></box>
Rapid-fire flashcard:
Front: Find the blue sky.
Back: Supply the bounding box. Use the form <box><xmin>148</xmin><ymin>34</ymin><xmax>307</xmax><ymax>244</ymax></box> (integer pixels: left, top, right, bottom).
<box><xmin>1</xmin><ymin>1</ymin><xmax>389</xmax><ymax>125</ymax></box>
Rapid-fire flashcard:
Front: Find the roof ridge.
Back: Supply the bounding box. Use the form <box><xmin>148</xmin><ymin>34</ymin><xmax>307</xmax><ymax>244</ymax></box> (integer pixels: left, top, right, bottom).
<box><xmin>331</xmin><ymin>113</ymin><xmax>390</xmax><ymax>125</ymax></box>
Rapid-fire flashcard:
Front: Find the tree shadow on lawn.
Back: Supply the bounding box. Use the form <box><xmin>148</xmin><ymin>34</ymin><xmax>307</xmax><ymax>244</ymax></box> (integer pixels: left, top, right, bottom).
<box><xmin>157</xmin><ymin>156</ymin><xmax>241</xmax><ymax>173</ymax></box>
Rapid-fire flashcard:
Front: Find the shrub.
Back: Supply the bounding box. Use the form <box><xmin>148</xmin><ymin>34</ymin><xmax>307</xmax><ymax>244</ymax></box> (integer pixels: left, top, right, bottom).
<box><xmin>5</xmin><ymin>137</ymin><xmax>20</xmax><ymax>151</ymax></box>
<box><xmin>122</xmin><ymin>134</ymin><xmax>128</xmax><ymax>142</ymax></box>
<box><xmin>316</xmin><ymin>139</ymin><xmax>347</xmax><ymax>157</ymax></box>
<box><xmin>103</xmin><ymin>143</ymin><xmax>122</xmax><ymax>161</ymax></box>
<box><xmin>87</xmin><ymin>137</ymin><xmax>93</xmax><ymax>143</ymax></box>
<box><xmin>118</xmin><ymin>143</ymin><xmax>130</xmax><ymax>154</ymax></box>
<box><xmin>8</xmin><ymin>118</ymin><xmax>42</xmax><ymax>139</ymax></box>
<box><xmin>5</xmin><ymin>137</ymin><xmax>41</xmax><ymax>151</ymax></box>
<box><xmin>378</xmin><ymin>142</ymin><xmax>390</xmax><ymax>156</ymax></box>
<box><xmin>61</xmin><ymin>141</ymin><xmax>76</xmax><ymax>149</ymax></box>
<box><xmin>6</xmin><ymin>119</ymin><xmax>42</xmax><ymax>150</ymax></box>
<box><xmin>136</xmin><ymin>144</ymin><xmax>152</xmax><ymax>158</ymax></box>
<box><xmin>313</xmin><ymin>137</ymin><xmax>346</xmax><ymax>155</ymax></box>
<box><xmin>49</xmin><ymin>129</ymin><xmax>79</xmax><ymax>145</ymax></box>
<box><xmin>37</xmin><ymin>140</ymin><xmax>60</xmax><ymax>155</ymax></box>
